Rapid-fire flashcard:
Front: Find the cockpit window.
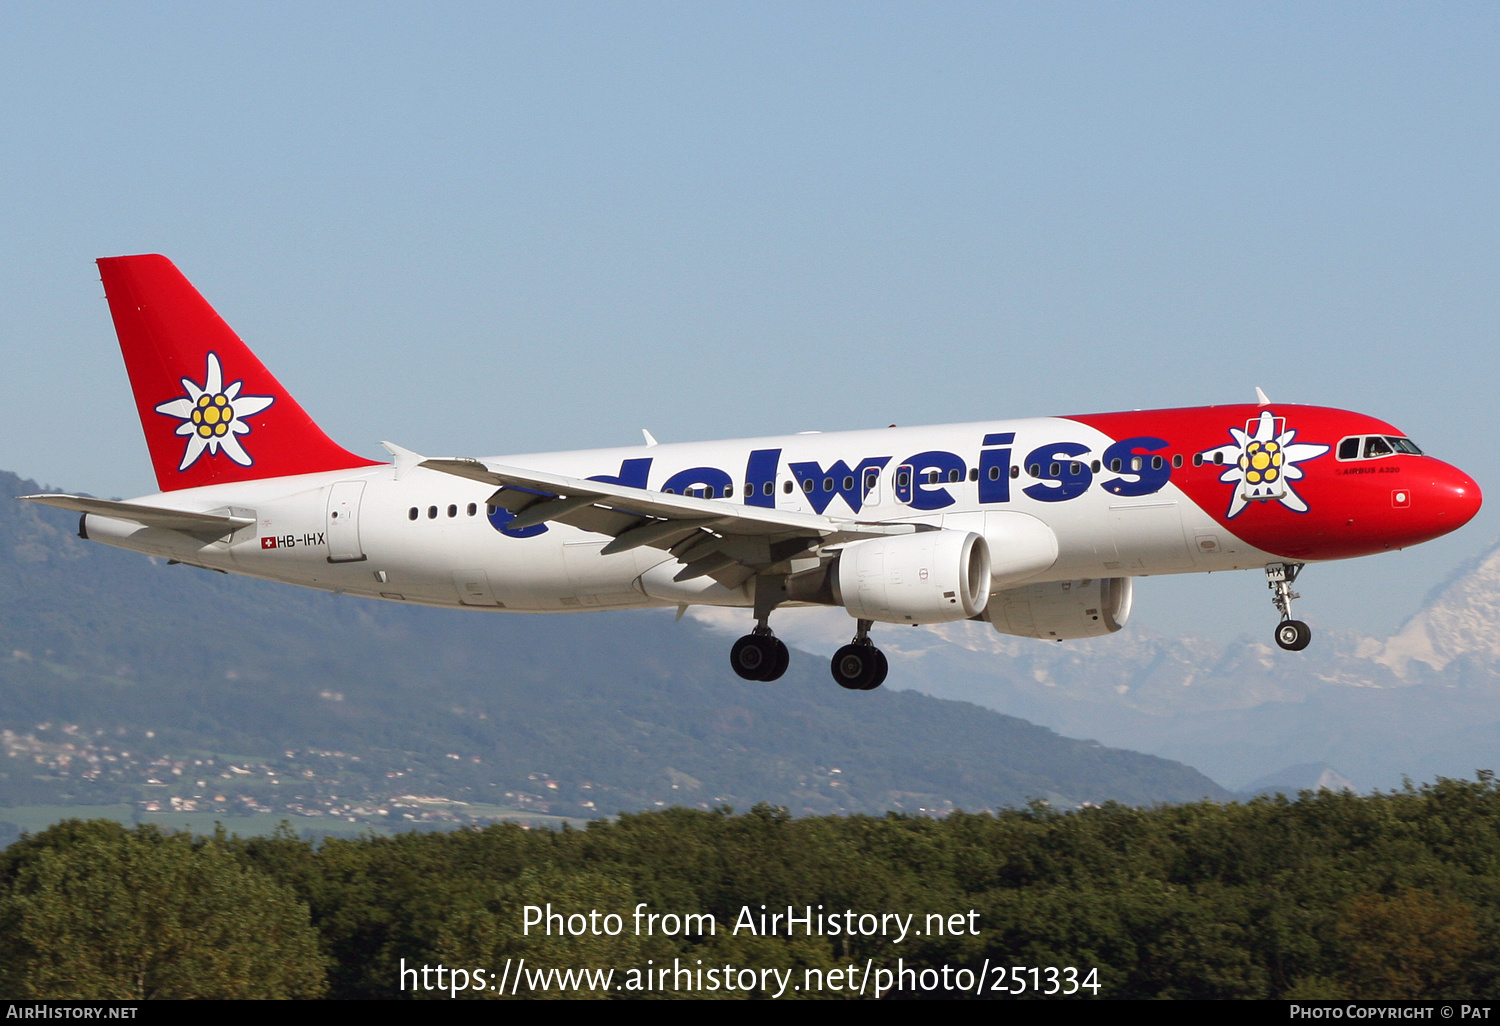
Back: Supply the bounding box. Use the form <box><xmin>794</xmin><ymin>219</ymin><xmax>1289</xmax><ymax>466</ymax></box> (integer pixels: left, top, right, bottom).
<box><xmin>1338</xmin><ymin>435</ymin><xmax>1424</xmax><ymax>461</ymax></box>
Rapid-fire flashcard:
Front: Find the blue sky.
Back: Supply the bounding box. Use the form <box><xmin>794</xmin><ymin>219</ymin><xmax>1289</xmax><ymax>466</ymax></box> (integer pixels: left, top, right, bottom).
<box><xmin>1</xmin><ymin>4</ymin><xmax>1495</xmax><ymax>641</ymax></box>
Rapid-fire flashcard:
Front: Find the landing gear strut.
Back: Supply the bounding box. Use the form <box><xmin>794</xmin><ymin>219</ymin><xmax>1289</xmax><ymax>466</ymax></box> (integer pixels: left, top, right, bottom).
<box><xmin>730</xmin><ymin>576</ymin><xmax>790</xmax><ymax>681</ymax></box>
<box><xmin>831</xmin><ymin>619</ymin><xmax>888</xmax><ymax>690</ymax></box>
<box><xmin>1266</xmin><ymin>562</ymin><xmax>1312</xmax><ymax>652</ymax></box>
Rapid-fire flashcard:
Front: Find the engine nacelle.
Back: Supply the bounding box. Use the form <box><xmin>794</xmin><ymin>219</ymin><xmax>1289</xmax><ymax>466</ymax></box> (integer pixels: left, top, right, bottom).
<box><xmin>983</xmin><ymin>577</ymin><xmax>1133</xmax><ymax>640</ymax></box>
<box><xmin>833</xmin><ymin>530</ymin><xmax>990</xmax><ymax>625</ymax></box>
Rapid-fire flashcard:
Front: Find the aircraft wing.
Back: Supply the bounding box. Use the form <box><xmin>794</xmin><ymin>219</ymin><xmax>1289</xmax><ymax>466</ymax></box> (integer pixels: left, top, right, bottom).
<box><xmin>20</xmin><ymin>494</ymin><xmax>255</xmax><ymax>538</ymax></box>
<box><xmin>410</xmin><ymin>451</ymin><xmax>923</xmax><ymax>586</ymax></box>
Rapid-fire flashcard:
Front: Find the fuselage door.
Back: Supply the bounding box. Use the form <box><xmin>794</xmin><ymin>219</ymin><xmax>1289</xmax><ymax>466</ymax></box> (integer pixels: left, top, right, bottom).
<box><xmin>326</xmin><ymin>481</ymin><xmax>367</xmax><ymax>563</ymax></box>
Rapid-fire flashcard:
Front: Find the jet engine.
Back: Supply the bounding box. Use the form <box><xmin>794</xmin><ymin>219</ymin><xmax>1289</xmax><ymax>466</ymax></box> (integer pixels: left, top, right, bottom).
<box><xmin>983</xmin><ymin>577</ymin><xmax>1133</xmax><ymax>640</ymax></box>
<box><xmin>824</xmin><ymin>530</ymin><xmax>991</xmax><ymax>625</ymax></box>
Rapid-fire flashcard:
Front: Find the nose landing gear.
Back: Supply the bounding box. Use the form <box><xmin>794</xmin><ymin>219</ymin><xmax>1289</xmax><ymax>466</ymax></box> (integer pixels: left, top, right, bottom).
<box><xmin>1266</xmin><ymin>562</ymin><xmax>1312</xmax><ymax>651</ymax></box>
<box><xmin>831</xmin><ymin>619</ymin><xmax>889</xmax><ymax>690</ymax></box>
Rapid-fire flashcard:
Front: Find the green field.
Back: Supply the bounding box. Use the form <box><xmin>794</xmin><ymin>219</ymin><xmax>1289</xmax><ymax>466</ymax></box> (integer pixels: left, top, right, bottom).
<box><xmin>0</xmin><ymin>803</ymin><xmax>590</xmax><ymax>841</ymax></box>
<box><xmin>0</xmin><ymin>804</ymin><xmax>136</xmax><ymax>833</ymax></box>
<box><xmin>135</xmin><ymin>812</ymin><xmax>386</xmax><ymax>838</ymax></box>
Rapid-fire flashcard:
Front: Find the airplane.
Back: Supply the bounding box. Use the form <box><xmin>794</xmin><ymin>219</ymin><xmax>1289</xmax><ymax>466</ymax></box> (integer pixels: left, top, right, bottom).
<box><xmin>22</xmin><ymin>255</ymin><xmax>1483</xmax><ymax>690</ymax></box>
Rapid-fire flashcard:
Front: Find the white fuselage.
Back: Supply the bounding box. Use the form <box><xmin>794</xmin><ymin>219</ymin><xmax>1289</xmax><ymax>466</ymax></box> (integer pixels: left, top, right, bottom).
<box><xmin>84</xmin><ymin>418</ymin><xmax>1280</xmax><ymax>613</ymax></box>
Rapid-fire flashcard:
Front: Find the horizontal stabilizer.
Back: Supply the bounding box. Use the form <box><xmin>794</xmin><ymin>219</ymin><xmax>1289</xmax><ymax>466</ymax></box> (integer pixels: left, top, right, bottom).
<box><xmin>20</xmin><ymin>494</ymin><xmax>254</xmax><ymax>536</ymax></box>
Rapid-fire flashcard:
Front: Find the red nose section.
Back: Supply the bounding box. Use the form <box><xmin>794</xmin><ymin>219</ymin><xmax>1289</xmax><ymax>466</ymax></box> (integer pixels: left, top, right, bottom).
<box><xmin>1432</xmin><ymin>462</ymin><xmax>1483</xmax><ymax>532</ymax></box>
<box><xmin>1377</xmin><ymin>459</ymin><xmax>1483</xmax><ymax>553</ymax></box>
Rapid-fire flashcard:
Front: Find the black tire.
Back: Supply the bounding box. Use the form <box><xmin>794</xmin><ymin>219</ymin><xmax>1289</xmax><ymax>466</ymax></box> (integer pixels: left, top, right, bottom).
<box><xmin>1275</xmin><ymin>619</ymin><xmax>1312</xmax><ymax>652</ymax></box>
<box><xmin>861</xmin><ymin>648</ymin><xmax>889</xmax><ymax>690</ymax></box>
<box><xmin>730</xmin><ymin>635</ymin><xmax>771</xmax><ymax>680</ymax></box>
<box><xmin>761</xmin><ymin>637</ymin><xmax>790</xmax><ymax>681</ymax></box>
<box><xmin>832</xmin><ymin>644</ymin><xmax>875</xmax><ymax>690</ymax></box>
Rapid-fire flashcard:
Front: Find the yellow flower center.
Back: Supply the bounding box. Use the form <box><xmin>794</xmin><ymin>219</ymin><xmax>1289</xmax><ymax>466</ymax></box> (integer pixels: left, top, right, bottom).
<box><xmin>190</xmin><ymin>393</ymin><xmax>235</xmax><ymax>439</ymax></box>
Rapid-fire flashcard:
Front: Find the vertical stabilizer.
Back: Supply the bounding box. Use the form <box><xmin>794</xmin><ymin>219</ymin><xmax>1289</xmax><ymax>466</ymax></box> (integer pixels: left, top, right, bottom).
<box><xmin>98</xmin><ymin>254</ymin><xmax>379</xmax><ymax>492</ymax></box>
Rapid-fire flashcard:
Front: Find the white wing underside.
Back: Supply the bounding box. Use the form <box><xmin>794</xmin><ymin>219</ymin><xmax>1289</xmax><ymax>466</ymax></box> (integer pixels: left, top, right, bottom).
<box><xmin>400</xmin><ymin>445</ymin><xmax>925</xmax><ymax>589</ymax></box>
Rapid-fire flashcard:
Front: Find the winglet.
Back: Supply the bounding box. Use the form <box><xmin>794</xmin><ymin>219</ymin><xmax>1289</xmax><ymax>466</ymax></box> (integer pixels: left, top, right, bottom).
<box><xmin>381</xmin><ymin>441</ymin><xmax>427</xmax><ymax>481</ymax></box>
<box><xmin>1255</xmin><ymin>387</ymin><xmax>1271</xmax><ymax>406</ymax></box>
<box><xmin>642</xmin><ymin>429</ymin><xmax>659</xmax><ymax>448</ymax></box>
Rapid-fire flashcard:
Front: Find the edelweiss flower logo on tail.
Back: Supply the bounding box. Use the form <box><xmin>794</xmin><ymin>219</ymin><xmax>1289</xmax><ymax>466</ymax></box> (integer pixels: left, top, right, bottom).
<box><xmin>153</xmin><ymin>353</ymin><xmax>275</xmax><ymax>470</ymax></box>
<box><xmin>1199</xmin><ymin>411</ymin><xmax>1329</xmax><ymax>519</ymax></box>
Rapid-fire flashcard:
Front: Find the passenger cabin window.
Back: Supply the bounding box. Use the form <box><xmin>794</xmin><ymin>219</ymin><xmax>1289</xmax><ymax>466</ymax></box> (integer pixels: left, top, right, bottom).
<box><xmin>447</xmin><ymin>504</ymin><xmax>457</xmax><ymax>518</ymax></box>
<box><xmin>467</xmin><ymin>503</ymin><xmax>477</xmax><ymax>516</ymax></box>
<box><xmin>408</xmin><ymin>507</ymin><xmax>418</xmax><ymax>521</ymax></box>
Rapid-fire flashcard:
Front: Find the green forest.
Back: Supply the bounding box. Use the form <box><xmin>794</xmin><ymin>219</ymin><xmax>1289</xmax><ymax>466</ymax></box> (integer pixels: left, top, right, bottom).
<box><xmin>4</xmin><ymin>776</ymin><xmax>1500</xmax><ymax>1000</ymax></box>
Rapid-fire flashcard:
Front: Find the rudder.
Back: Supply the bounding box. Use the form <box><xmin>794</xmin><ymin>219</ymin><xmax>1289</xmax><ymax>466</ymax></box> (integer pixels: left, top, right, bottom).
<box><xmin>98</xmin><ymin>254</ymin><xmax>379</xmax><ymax>492</ymax></box>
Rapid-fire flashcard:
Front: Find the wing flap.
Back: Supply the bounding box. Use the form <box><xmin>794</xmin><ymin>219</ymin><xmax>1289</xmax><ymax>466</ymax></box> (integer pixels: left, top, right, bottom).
<box><xmin>406</xmin><ymin>450</ymin><xmax>926</xmax><ymax>581</ymax></box>
<box><xmin>421</xmin><ymin>457</ymin><xmax>916</xmax><ymax>543</ymax></box>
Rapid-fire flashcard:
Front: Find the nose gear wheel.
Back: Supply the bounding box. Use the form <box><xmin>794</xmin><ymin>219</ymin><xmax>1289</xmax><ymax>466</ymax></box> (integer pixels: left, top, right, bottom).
<box><xmin>1266</xmin><ymin>562</ymin><xmax>1312</xmax><ymax>651</ymax></box>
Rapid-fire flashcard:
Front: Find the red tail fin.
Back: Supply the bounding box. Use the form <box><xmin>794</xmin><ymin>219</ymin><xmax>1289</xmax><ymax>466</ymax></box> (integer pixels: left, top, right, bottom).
<box><xmin>98</xmin><ymin>255</ymin><xmax>380</xmax><ymax>492</ymax></box>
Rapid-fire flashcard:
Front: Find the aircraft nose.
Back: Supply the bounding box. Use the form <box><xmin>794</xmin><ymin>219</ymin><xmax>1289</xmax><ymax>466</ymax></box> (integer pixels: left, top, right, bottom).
<box><xmin>1435</xmin><ymin>462</ymin><xmax>1483</xmax><ymax>529</ymax></box>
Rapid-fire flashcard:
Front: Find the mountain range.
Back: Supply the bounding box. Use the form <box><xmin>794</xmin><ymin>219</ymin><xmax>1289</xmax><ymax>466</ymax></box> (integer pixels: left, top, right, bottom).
<box><xmin>690</xmin><ymin>539</ymin><xmax>1500</xmax><ymax>792</ymax></box>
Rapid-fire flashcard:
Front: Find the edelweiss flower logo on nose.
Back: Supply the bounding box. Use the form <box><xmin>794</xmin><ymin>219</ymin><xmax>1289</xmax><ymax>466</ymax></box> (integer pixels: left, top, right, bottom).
<box><xmin>153</xmin><ymin>353</ymin><xmax>275</xmax><ymax>470</ymax></box>
<box><xmin>1199</xmin><ymin>411</ymin><xmax>1329</xmax><ymax>519</ymax></box>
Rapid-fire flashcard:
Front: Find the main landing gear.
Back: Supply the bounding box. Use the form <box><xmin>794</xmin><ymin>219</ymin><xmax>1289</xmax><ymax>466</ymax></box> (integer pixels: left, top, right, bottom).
<box><xmin>831</xmin><ymin>619</ymin><xmax>888</xmax><ymax>691</ymax></box>
<box><xmin>731</xmin><ymin>576</ymin><xmax>792</xmax><ymax>681</ymax></box>
<box><xmin>1266</xmin><ymin>562</ymin><xmax>1312</xmax><ymax>652</ymax></box>
<box><xmin>729</xmin><ymin>627</ymin><xmax>790</xmax><ymax>681</ymax></box>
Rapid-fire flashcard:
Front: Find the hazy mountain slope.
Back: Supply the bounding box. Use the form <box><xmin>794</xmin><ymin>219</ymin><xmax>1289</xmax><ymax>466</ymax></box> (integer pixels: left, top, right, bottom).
<box><xmin>692</xmin><ymin>540</ymin><xmax>1500</xmax><ymax>792</ymax></box>
<box><xmin>0</xmin><ymin>470</ymin><xmax>1228</xmax><ymax>822</ymax></box>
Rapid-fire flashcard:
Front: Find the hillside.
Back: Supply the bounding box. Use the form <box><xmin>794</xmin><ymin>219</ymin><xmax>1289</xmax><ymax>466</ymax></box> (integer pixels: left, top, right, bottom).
<box><xmin>0</xmin><ymin>470</ymin><xmax>1227</xmax><ymax>838</ymax></box>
